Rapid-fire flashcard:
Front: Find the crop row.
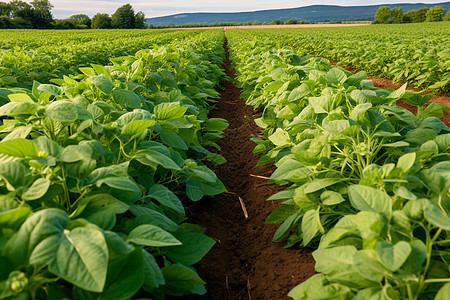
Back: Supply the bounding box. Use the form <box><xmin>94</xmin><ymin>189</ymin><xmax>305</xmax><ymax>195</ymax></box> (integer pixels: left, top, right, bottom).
<box><xmin>0</xmin><ymin>29</ymin><xmax>208</xmax><ymax>89</ymax></box>
<box><xmin>240</xmin><ymin>23</ymin><xmax>450</xmax><ymax>93</ymax></box>
<box><xmin>0</xmin><ymin>31</ymin><xmax>227</xmax><ymax>298</ymax></box>
<box><xmin>227</xmin><ymin>29</ymin><xmax>450</xmax><ymax>299</ymax></box>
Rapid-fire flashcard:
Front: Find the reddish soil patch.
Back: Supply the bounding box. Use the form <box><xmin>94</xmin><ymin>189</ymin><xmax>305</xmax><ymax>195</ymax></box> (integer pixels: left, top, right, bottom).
<box><xmin>186</xmin><ymin>39</ymin><xmax>315</xmax><ymax>299</ymax></box>
<box><xmin>330</xmin><ymin>62</ymin><xmax>450</xmax><ymax>127</ymax></box>
<box><xmin>170</xmin><ymin>24</ymin><xmax>370</xmax><ymax>30</ymax></box>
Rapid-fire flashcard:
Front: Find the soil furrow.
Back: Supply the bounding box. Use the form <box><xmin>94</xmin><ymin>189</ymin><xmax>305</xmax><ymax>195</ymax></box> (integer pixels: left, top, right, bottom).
<box><xmin>186</xmin><ymin>39</ymin><xmax>315</xmax><ymax>299</ymax></box>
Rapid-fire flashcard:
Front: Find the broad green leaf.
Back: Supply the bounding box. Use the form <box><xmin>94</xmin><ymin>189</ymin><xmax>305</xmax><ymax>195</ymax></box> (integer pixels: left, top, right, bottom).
<box><xmin>96</xmin><ymin>177</ymin><xmax>142</xmax><ymax>199</ymax></box>
<box><xmin>435</xmin><ymin>283</ymin><xmax>450</xmax><ymax>300</ymax></box>
<box><xmin>273</xmin><ymin>212</ymin><xmax>301</xmax><ymax>241</ymax></box>
<box><xmin>127</xmin><ymin>224</ymin><xmax>181</xmax><ymax>247</ymax></box>
<box><xmin>154</xmin><ymin>105</ymin><xmax>187</xmax><ymax>120</ymax></box>
<box><xmin>45</xmin><ymin>100</ymin><xmax>78</xmax><ymax>123</ymax></box>
<box><xmin>148</xmin><ymin>184</ymin><xmax>185</xmax><ymax>214</ymax></box>
<box><xmin>304</xmin><ymin>178</ymin><xmax>346</xmax><ymax>194</ymax></box>
<box><xmin>166</xmin><ymin>231</ymin><xmax>215</xmax><ymax>265</ymax></box>
<box><xmin>131</xmin><ymin>206</ymin><xmax>180</xmax><ymax>232</ymax></box>
<box><xmin>89</xmin><ymin>75</ymin><xmax>113</xmax><ymax>95</ymax></box>
<box><xmin>375</xmin><ymin>241</ymin><xmax>411</xmax><ymax>272</ymax></box>
<box><xmin>160</xmin><ymin>132</ymin><xmax>188</xmax><ymax>150</ymax></box>
<box><xmin>326</xmin><ymin>68</ymin><xmax>347</xmax><ymax>85</ymax></box>
<box><xmin>3</xmin><ymin>209</ymin><xmax>68</xmax><ymax>267</ymax></box>
<box><xmin>205</xmin><ymin>118</ymin><xmax>228</xmax><ymax>131</ymax></box>
<box><xmin>22</xmin><ymin>178</ymin><xmax>50</xmax><ymax>201</ymax></box>
<box><xmin>8</xmin><ymin>93</ymin><xmax>34</xmax><ymax>102</ymax></box>
<box><xmin>353</xmin><ymin>250</ymin><xmax>386</xmax><ymax>283</ymax></box>
<box><xmin>78</xmin><ymin>194</ymin><xmax>129</xmax><ymax>230</ymax></box>
<box><xmin>270</xmin><ymin>159</ymin><xmax>312</xmax><ymax>184</ymax></box>
<box><xmin>313</xmin><ymin>246</ymin><xmax>357</xmax><ymax>273</ymax></box>
<box><xmin>302</xmin><ymin>208</ymin><xmax>323</xmax><ymax>245</ymax></box>
<box><xmin>387</xmin><ymin>83</ymin><xmax>407</xmax><ymax>100</ymax></box>
<box><xmin>321</xmin><ymin>191</ymin><xmax>345</xmax><ymax>206</ymax></box>
<box><xmin>0</xmin><ymin>139</ymin><xmax>38</xmax><ymax>157</ymax></box>
<box><xmin>288</xmin><ymin>274</ymin><xmax>353</xmax><ymax>300</ymax></box>
<box><xmin>0</xmin><ymin>197</ymin><xmax>32</xmax><ymax>229</ymax></box>
<box><xmin>134</xmin><ymin>150</ymin><xmax>181</xmax><ymax>170</ymax></box>
<box><xmin>424</xmin><ymin>204</ymin><xmax>450</xmax><ymax>230</ymax></box>
<box><xmin>60</xmin><ymin>144</ymin><xmax>92</xmax><ymax>162</ymax></box>
<box><xmin>348</xmin><ymin>185</ymin><xmax>392</xmax><ymax>217</ymax></box>
<box><xmin>396</xmin><ymin>152</ymin><xmax>416</xmax><ymax>173</ymax></box>
<box><xmin>49</xmin><ymin>226</ymin><xmax>109</xmax><ymax>293</ymax></box>
<box><xmin>121</xmin><ymin>120</ymin><xmax>156</xmax><ymax>139</ymax></box>
<box><xmin>0</xmin><ymin>101</ymin><xmax>38</xmax><ymax>116</ymax></box>
<box><xmin>160</xmin><ymin>264</ymin><xmax>205</xmax><ymax>296</ymax></box>
<box><xmin>143</xmin><ymin>251</ymin><xmax>165</xmax><ymax>290</ymax></box>
<box><xmin>113</xmin><ymin>89</ymin><xmax>141</xmax><ymax>109</ymax></box>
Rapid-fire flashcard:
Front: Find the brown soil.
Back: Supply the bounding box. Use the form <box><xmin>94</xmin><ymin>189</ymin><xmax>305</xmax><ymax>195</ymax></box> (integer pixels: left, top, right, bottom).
<box><xmin>330</xmin><ymin>62</ymin><xmax>450</xmax><ymax>127</ymax></box>
<box><xmin>170</xmin><ymin>24</ymin><xmax>370</xmax><ymax>30</ymax></box>
<box><xmin>186</xmin><ymin>39</ymin><xmax>315</xmax><ymax>299</ymax></box>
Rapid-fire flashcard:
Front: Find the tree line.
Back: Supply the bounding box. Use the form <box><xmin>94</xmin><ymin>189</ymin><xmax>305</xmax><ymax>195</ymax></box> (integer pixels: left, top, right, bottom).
<box><xmin>0</xmin><ymin>1</ymin><xmax>146</xmax><ymax>29</ymax></box>
<box><xmin>374</xmin><ymin>5</ymin><xmax>450</xmax><ymax>24</ymax></box>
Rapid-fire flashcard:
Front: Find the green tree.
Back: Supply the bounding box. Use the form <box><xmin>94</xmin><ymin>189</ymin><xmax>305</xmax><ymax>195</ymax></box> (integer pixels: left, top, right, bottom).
<box><xmin>111</xmin><ymin>3</ymin><xmax>135</xmax><ymax>29</ymax></box>
<box><xmin>415</xmin><ymin>7</ymin><xmax>430</xmax><ymax>22</ymax></box>
<box><xmin>391</xmin><ymin>7</ymin><xmax>403</xmax><ymax>23</ymax></box>
<box><xmin>403</xmin><ymin>9</ymin><xmax>416</xmax><ymax>23</ymax></box>
<box><xmin>0</xmin><ymin>2</ymin><xmax>12</xmax><ymax>17</ymax></box>
<box><xmin>426</xmin><ymin>6</ymin><xmax>444</xmax><ymax>22</ymax></box>
<box><xmin>374</xmin><ymin>6</ymin><xmax>391</xmax><ymax>24</ymax></box>
<box><xmin>91</xmin><ymin>13</ymin><xmax>111</xmax><ymax>29</ymax></box>
<box><xmin>30</xmin><ymin>0</ymin><xmax>53</xmax><ymax>28</ymax></box>
<box><xmin>285</xmin><ymin>19</ymin><xmax>298</xmax><ymax>24</ymax></box>
<box><xmin>10</xmin><ymin>0</ymin><xmax>33</xmax><ymax>20</ymax></box>
<box><xmin>69</xmin><ymin>14</ymin><xmax>91</xmax><ymax>28</ymax></box>
<box><xmin>444</xmin><ymin>10</ymin><xmax>450</xmax><ymax>21</ymax></box>
<box><xmin>134</xmin><ymin>11</ymin><xmax>145</xmax><ymax>29</ymax></box>
<box><xmin>270</xmin><ymin>19</ymin><xmax>282</xmax><ymax>25</ymax></box>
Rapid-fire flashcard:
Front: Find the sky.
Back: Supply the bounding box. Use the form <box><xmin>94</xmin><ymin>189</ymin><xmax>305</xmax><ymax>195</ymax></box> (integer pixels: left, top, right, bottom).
<box><xmin>12</xmin><ymin>0</ymin><xmax>447</xmax><ymax>19</ymax></box>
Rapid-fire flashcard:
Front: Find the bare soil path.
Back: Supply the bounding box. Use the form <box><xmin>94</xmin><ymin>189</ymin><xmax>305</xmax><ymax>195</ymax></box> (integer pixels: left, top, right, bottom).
<box><xmin>186</xmin><ymin>38</ymin><xmax>315</xmax><ymax>300</ymax></box>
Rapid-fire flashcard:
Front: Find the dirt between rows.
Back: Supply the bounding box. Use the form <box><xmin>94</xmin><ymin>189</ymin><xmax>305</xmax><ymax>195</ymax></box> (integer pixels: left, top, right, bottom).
<box><xmin>185</xmin><ymin>40</ymin><xmax>315</xmax><ymax>299</ymax></box>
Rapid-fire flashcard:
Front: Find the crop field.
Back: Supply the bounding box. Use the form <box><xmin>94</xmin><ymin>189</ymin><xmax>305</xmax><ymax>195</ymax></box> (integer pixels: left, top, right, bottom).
<box><xmin>0</xmin><ymin>23</ymin><xmax>449</xmax><ymax>300</ymax></box>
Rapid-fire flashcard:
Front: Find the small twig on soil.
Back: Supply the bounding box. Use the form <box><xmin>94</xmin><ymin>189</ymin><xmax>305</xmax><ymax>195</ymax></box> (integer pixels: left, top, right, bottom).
<box><xmin>247</xmin><ymin>277</ymin><xmax>252</xmax><ymax>300</ymax></box>
<box><xmin>225</xmin><ymin>191</ymin><xmax>249</xmax><ymax>218</ymax></box>
<box><xmin>250</xmin><ymin>174</ymin><xmax>270</xmax><ymax>180</ymax></box>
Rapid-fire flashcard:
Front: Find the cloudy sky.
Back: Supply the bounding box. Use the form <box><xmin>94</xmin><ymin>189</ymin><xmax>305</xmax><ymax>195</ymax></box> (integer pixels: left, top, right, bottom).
<box><xmin>16</xmin><ymin>0</ymin><xmax>446</xmax><ymax>19</ymax></box>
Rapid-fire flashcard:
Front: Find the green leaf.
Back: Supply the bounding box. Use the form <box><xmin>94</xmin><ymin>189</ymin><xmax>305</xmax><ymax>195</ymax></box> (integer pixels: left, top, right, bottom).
<box><xmin>22</xmin><ymin>178</ymin><xmax>51</xmax><ymax>201</ymax></box>
<box><xmin>3</xmin><ymin>209</ymin><xmax>68</xmax><ymax>267</ymax></box>
<box><xmin>435</xmin><ymin>283</ymin><xmax>450</xmax><ymax>300</ymax></box>
<box><xmin>397</xmin><ymin>152</ymin><xmax>416</xmax><ymax>173</ymax></box>
<box><xmin>160</xmin><ymin>132</ymin><xmax>188</xmax><ymax>150</ymax></box>
<box><xmin>154</xmin><ymin>105</ymin><xmax>187</xmax><ymax>120</ymax></box>
<box><xmin>302</xmin><ymin>208</ymin><xmax>323</xmax><ymax>245</ymax></box>
<box><xmin>143</xmin><ymin>251</ymin><xmax>165</xmax><ymax>290</ymax></box>
<box><xmin>45</xmin><ymin>100</ymin><xmax>78</xmax><ymax>123</ymax></box>
<box><xmin>348</xmin><ymin>185</ymin><xmax>392</xmax><ymax>217</ymax></box>
<box><xmin>375</xmin><ymin>241</ymin><xmax>411</xmax><ymax>272</ymax></box>
<box><xmin>313</xmin><ymin>246</ymin><xmax>357</xmax><ymax>273</ymax></box>
<box><xmin>273</xmin><ymin>212</ymin><xmax>301</xmax><ymax>241</ymax></box>
<box><xmin>113</xmin><ymin>89</ymin><xmax>141</xmax><ymax>109</ymax></box>
<box><xmin>0</xmin><ymin>197</ymin><xmax>32</xmax><ymax>229</ymax></box>
<box><xmin>424</xmin><ymin>204</ymin><xmax>450</xmax><ymax>230</ymax></box>
<box><xmin>49</xmin><ymin>226</ymin><xmax>109</xmax><ymax>293</ymax></box>
<box><xmin>353</xmin><ymin>250</ymin><xmax>386</xmax><ymax>283</ymax></box>
<box><xmin>134</xmin><ymin>150</ymin><xmax>181</xmax><ymax>170</ymax></box>
<box><xmin>387</xmin><ymin>83</ymin><xmax>407</xmax><ymax>100</ymax></box>
<box><xmin>0</xmin><ymin>139</ymin><xmax>38</xmax><ymax>157</ymax></box>
<box><xmin>121</xmin><ymin>120</ymin><xmax>156</xmax><ymax>140</ymax></box>
<box><xmin>321</xmin><ymin>191</ymin><xmax>345</xmax><ymax>206</ymax></box>
<box><xmin>148</xmin><ymin>184</ymin><xmax>185</xmax><ymax>214</ymax></box>
<box><xmin>205</xmin><ymin>118</ymin><xmax>228</xmax><ymax>131</ymax></box>
<box><xmin>304</xmin><ymin>178</ymin><xmax>346</xmax><ymax>194</ymax></box>
<box><xmin>0</xmin><ymin>101</ymin><xmax>38</xmax><ymax>116</ymax></box>
<box><xmin>127</xmin><ymin>224</ymin><xmax>181</xmax><ymax>247</ymax></box>
<box><xmin>270</xmin><ymin>159</ymin><xmax>312</xmax><ymax>184</ymax></box>
<box><xmin>89</xmin><ymin>75</ymin><xmax>113</xmax><ymax>95</ymax></box>
<box><xmin>8</xmin><ymin>93</ymin><xmax>34</xmax><ymax>102</ymax></box>
<box><xmin>166</xmin><ymin>231</ymin><xmax>215</xmax><ymax>265</ymax></box>
<box><xmin>326</xmin><ymin>68</ymin><xmax>347</xmax><ymax>85</ymax></box>
<box><xmin>264</xmin><ymin>81</ymin><xmax>284</xmax><ymax>92</ymax></box>
<box><xmin>77</xmin><ymin>194</ymin><xmax>129</xmax><ymax>230</ymax></box>
<box><xmin>160</xmin><ymin>264</ymin><xmax>205</xmax><ymax>296</ymax></box>
<box><xmin>96</xmin><ymin>177</ymin><xmax>142</xmax><ymax>199</ymax></box>
<box><xmin>60</xmin><ymin>144</ymin><xmax>92</xmax><ymax>162</ymax></box>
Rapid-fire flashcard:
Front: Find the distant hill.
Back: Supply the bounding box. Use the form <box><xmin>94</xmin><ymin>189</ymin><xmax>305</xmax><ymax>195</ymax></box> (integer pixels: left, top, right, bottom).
<box><xmin>146</xmin><ymin>2</ymin><xmax>450</xmax><ymax>25</ymax></box>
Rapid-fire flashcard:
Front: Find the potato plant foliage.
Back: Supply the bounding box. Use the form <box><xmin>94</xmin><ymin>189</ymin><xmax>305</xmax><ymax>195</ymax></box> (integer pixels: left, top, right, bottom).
<box><xmin>0</xmin><ymin>30</ymin><xmax>229</xmax><ymax>299</ymax></box>
<box><xmin>227</xmin><ymin>29</ymin><xmax>450</xmax><ymax>300</ymax></box>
